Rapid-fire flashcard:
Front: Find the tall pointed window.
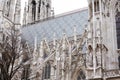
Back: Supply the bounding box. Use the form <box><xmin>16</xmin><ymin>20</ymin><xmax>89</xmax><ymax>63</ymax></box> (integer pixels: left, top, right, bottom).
<box><xmin>94</xmin><ymin>0</ymin><xmax>99</xmax><ymax>12</ymax></box>
<box><xmin>31</xmin><ymin>0</ymin><xmax>36</xmax><ymax>21</ymax></box>
<box><xmin>43</xmin><ymin>62</ymin><xmax>51</xmax><ymax>79</ymax></box>
<box><xmin>116</xmin><ymin>12</ymin><xmax>120</xmax><ymax>49</ymax></box>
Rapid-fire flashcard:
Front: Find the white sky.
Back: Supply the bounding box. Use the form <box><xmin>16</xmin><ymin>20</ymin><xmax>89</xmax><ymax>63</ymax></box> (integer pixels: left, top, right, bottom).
<box><xmin>52</xmin><ymin>0</ymin><xmax>88</xmax><ymax>14</ymax></box>
<box><xmin>21</xmin><ymin>0</ymin><xmax>88</xmax><ymax>15</ymax></box>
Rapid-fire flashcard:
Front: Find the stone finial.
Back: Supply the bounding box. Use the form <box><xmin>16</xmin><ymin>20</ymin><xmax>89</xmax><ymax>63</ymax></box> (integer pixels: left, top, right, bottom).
<box><xmin>62</xmin><ymin>32</ymin><xmax>66</xmax><ymax>50</ymax></box>
<box><xmin>73</xmin><ymin>25</ymin><xmax>77</xmax><ymax>45</ymax></box>
<box><xmin>53</xmin><ymin>33</ymin><xmax>56</xmax><ymax>49</ymax></box>
<box><xmin>40</xmin><ymin>40</ymin><xmax>43</xmax><ymax>57</ymax></box>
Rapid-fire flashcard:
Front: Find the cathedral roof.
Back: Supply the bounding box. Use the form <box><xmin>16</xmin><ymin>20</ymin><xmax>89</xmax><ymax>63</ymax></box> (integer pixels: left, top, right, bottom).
<box><xmin>21</xmin><ymin>8</ymin><xmax>88</xmax><ymax>45</ymax></box>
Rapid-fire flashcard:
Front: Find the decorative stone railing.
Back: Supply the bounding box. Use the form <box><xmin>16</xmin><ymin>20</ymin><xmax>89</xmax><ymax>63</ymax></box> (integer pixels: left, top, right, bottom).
<box><xmin>104</xmin><ymin>69</ymin><xmax>120</xmax><ymax>78</ymax></box>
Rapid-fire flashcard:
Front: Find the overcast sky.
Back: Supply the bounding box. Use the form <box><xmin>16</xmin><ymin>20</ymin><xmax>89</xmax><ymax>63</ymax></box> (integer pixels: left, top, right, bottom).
<box><xmin>21</xmin><ymin>0</ymin><xmax>88</xmax><ymax>15</ymax></box>
<box><xmin>52</xmin><ymin>0</ymin><xmax>88</xmax><ymax>14</ymax></box>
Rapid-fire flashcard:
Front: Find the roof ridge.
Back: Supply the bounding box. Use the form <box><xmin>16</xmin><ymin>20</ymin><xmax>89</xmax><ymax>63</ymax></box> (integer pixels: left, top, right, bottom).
<box><xmin>54</xmin><ymin>7</ymin><xmax>88</xmax><ymax>18</ymax></box>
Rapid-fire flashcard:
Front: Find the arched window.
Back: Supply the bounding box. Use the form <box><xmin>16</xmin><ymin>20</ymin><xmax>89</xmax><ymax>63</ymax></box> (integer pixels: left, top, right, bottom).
<box><xmin>115</xmin><ymin>12</ymin><xmax>120</xmax><ymax>49</ymax></box>
<box><xmin>94</xmin><ymin>0</ymin><xmax>99</xmax><ymax>12</ymax></box>
<box><xmin>36</xmin><ymin>72</ymin><xmax>40</xmax><ymax>80</ymax></box>
<box><xmin>43</xmin><ymin>62</ymin><xmax>51</xmax><ymax>79</ymax></box>
<box><xmin>77</xmin><ymin>70</ymin><xmax>86</xmax><ymax>80</ymax></box>
<box><xmin>31</xmin><ymin>0</ymin><xmax>36</xmax><ymax>21</ymax></box>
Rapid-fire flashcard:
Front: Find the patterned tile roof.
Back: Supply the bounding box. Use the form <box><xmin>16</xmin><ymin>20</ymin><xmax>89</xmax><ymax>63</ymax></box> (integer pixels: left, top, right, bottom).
<box><xmin>21</xmin><ymin>8</ymin><xmax>88</xmax><ymax>45</ymax></box>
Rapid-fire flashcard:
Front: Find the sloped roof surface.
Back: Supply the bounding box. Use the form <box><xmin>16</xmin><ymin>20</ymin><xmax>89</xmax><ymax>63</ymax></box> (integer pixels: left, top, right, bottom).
<box><xmin>21</xmin><ymin>8</ymin><xmax>88</xmax><ymax>45</ymax></box>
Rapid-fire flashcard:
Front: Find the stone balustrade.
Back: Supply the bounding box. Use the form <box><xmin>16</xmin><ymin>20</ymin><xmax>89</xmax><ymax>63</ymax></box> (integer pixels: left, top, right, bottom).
<box><xmin>104</xmin><ymin>69</ymin><xmax>120</xmax><ymax>78</ymax></box>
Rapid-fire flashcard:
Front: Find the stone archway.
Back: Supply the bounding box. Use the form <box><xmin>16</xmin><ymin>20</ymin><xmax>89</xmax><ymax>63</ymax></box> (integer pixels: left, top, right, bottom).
<box><xmin>72</xmin><ymin>68</ymin><xmax>86</xmax><ymax>80</ymax></box>
<box><xmin>77</xmin><ymin>70</ymin><xmax>86</xmax><ymax>80</ymax></box>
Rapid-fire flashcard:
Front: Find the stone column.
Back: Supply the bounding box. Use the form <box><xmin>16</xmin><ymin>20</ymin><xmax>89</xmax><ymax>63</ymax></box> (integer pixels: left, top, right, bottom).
<box><xmin>92</xmin><ymin>0</ymin><xmax>97</xmax><ymax>77</ymax></box>
<box><xmin>68</xmin><ymin>44</ymin><xmax>72</xmax><ymax>80</ymax></box>
<box><xmin>35</xmin><ymin>0</ymin><xmax>38</xmax><ymax>21</ymax></box>
<box><xmin>56</xmin><ymin>44</ymin><xmax>60</xmax><ymax>80</ymax></box>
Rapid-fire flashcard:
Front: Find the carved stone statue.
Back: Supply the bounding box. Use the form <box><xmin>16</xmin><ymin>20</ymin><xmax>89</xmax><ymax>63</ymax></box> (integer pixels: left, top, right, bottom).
<box><xmin>96</xmin><ymin>45</ymin><xmax>101</xmax><ymax>66</ymax></box>
<box><xmin>86</xmin><ymin>45</ymin><xmax>93</xmax><ymax>68</ymax></box>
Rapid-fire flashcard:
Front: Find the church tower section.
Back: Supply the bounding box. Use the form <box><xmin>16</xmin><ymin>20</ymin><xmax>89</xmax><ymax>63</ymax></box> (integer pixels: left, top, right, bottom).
<box><xmin>86</xmin><ymin>0</ymin><xmax>109</xmax><ymax>79</ymax></box>
<box><xmin>0</xmin><ymin>0</ymin><xmax>21</xmax><ymax>30</ymax></box>
<box><xmin>3</xmin><ymin>0</ymin><xmax>18</xmax><ymax>22</ymax></box>
<box><xmin>24</xmin><ymin>0</ymin><xmax>52</xmax><ymax>25</ymax></box>
<box><xmin>86</xmin><ymin>0</ymin><xmax>120</xmax><ymax>79</ymax></box>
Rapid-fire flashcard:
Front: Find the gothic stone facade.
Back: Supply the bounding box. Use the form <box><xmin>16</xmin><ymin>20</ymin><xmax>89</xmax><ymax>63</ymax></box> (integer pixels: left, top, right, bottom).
<box><xmin>0</xmin><ymin>0</ymin><xmax>21</xmax><ymax>31</ymax></box>
<box><xmin>1</xmin><ymin>0</ymin><xmax>120</xmax><ymax>80</ymax></box>
<box><xmin>27</xmin><ymin>0</ymin><xmax>120</xmax><ymax>80</ymax></box>
<box><xmin>0</xmin><ymin>0</ymin><xmax>23</xmax><ymax>80</ymax></box>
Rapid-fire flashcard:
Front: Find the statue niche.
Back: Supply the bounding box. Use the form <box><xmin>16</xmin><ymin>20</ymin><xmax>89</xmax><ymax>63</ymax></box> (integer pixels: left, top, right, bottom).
<box><xmin>86</xmin><ymin>45</ymin><xmax>93</xmax><ymax>68</ymax></box>
<box><xmin>31</xmin><ymin>0</ymin><xmax>36</xmax><ymax>21</ymax></box>
<box><xmin>4</xmin><ymin>0</ymin><xmax>11</xmax><ymax>16</ymax></box>
<box><xmin>38</xmin><ymin>0</ymin><xmax>41</xmax><ymax>19</ymax></box>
